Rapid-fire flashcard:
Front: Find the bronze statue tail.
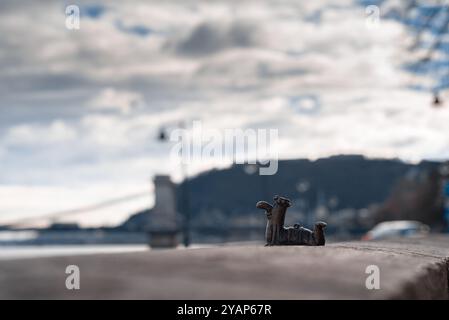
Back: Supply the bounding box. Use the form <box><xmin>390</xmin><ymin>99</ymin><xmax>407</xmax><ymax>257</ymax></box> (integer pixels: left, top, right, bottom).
<box><xmin>313</xmin><ymin>221</ymin><xmax>327</xmax><ymax>246</ymax></box>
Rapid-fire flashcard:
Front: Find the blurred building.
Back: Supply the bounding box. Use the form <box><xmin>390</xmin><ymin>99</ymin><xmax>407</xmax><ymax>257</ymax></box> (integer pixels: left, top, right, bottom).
<box><xmin>148</xmin><ymin>175</ymin><xmax>179</xmax><ymax>248</ymax></box>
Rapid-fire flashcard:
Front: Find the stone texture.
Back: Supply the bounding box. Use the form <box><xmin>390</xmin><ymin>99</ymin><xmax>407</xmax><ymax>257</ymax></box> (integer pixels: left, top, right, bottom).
<box><xmin>0</xmin><ymin>236</ymin><xmax>448</xmax><ymax>299</ymax></box>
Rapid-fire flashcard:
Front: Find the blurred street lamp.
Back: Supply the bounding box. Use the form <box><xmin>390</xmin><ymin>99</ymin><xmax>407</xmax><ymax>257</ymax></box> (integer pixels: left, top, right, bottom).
<box><xmin>296</xmin><ymin>180</ymin><xmax>310</xmax><ymax>193</ymax></box>
<box><xmin>439</xmin><ymin>163</ymin><xmax>449</xmax><ymax>177</ymax></box>
<box><xmin>296</xmin><ymin>180</ymin><xmax>312</xmax><ymax>225</ymax></box>
<box><xmin>158</xmin><ymin>127</ymin><xmax>168</xmax><ymax>141</ymax></box>
<box><xmin>328</xmin><ymin>196</ymin><xmax>339</xmax><ymax>210</ymax></box>
<box><xmin>433</xmin><ymin>92</ymin><xmax>442</xmax><ymax>107</ymax></box>
<box><xmin>157</xmin><ymin>123</ymin><xmax>191</xmax><ymax>247</ymax></box>
<box><xmin>243</xmin><ymin>164</ymin><xmax>258</xmax><ymax>175</ymax></box>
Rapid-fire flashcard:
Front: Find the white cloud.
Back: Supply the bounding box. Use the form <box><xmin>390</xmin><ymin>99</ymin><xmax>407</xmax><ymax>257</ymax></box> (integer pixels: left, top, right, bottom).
<box><xmin>88</xmin><ymin>88</ymin><xmax>144</xmax><ymax>114</ymax></box>
<box><xmin>1</xmin><ymin>0</ymin><xmax>448</xmax><ymax>226</ymax></box>
<box><xmin>4</xmin><ymin>121</ymin><xmax>77</xmax><ymax>146</ymax></box>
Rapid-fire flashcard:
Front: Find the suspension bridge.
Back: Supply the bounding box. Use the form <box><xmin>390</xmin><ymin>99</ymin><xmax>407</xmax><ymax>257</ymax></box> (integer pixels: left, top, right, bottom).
<box><xmin>1</xmin><ymin>191</ymin><xmax>150</xmax><ymax>229</ymax></box>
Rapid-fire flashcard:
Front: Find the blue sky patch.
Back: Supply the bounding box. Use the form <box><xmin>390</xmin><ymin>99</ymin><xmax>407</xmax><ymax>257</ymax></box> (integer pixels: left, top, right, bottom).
<box><xmin>115</xmin><ymin>21</ymin><xmax>153</xmax><ymax>37</ymax></box>
<box><xmin>83</xmin><ymin>4</ymin><xmax>106</xmax><ymax>19</ymax></box>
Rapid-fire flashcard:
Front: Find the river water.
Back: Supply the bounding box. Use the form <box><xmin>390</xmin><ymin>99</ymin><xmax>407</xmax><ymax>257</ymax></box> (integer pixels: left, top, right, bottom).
<box><xmin>0</xmin><ymin>244</ymin><xmax>150</xmax><ymax>260</ymax></box>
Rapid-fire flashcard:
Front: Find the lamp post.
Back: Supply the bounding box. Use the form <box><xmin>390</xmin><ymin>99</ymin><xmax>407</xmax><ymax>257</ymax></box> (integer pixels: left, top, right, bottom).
<box><xmin>158</xmin><ymin>122</ymin><xmax>191</xmax><ymax>247</ymax></box>
<box><xmin>296</xmin><ymin>180</ymin><xmax>311</xmax><ymax>225</ymax></box>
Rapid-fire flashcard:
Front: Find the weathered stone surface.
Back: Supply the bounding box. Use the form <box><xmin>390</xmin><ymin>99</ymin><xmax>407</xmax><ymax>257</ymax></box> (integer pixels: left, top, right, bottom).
<box><xmin>0</xmin><ymin>236</ymin><xmax>448</xmax><ymax>299</ymax></box>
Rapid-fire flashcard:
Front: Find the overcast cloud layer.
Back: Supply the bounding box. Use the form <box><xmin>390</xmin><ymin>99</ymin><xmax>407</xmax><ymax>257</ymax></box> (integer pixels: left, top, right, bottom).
<box><xmin>1</xmin><ymin>0</ymin><xmax>448</xmax><ymax>226</ymax></box>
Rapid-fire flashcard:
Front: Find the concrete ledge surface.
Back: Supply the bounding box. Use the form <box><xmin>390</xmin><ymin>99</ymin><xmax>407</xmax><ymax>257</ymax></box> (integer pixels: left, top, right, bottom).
<box><xmin>0</xmin><ymin>236</ymin><xmax>448</xmax><ymax>299</ymax></box>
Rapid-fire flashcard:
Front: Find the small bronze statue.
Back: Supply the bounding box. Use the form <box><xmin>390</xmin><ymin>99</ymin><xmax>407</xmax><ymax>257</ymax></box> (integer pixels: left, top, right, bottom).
<box><xmin>256</xmin><ymin>195</ymin><xmax>327</xmax><ymax>246</ymax></box>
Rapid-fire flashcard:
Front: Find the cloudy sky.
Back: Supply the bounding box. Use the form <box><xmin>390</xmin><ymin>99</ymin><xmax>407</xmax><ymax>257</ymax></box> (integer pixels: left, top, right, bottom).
<box><xmin>1</xmin><ymin>0</ymin><xmax>448</xmax><ymax>226</ymax></box>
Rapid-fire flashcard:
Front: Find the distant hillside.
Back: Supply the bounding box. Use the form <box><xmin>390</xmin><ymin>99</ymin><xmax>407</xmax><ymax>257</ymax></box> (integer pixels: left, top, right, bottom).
<box><xmin>181</xmin><ymin>155</ymin><xmax>440</xmax><ymax>215</ymax></box>
<box><xmin>121</xmin><ymin>155</ymin><xmax>442</xmax><ymax>230</ymax></box>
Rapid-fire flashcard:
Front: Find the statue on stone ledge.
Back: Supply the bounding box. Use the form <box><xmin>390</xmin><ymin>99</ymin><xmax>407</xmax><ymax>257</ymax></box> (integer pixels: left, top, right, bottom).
<box><xmin>256</xmin><ymin>195</ymin><xmax>327</xmax><ymax>246</ymax></box>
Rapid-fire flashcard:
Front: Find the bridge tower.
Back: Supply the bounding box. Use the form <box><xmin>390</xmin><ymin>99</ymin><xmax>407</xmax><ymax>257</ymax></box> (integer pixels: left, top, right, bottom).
<box><xmin>148</xmin><ymin>175</ymin><xmax>179</xmax><ymax>248</ymax></box>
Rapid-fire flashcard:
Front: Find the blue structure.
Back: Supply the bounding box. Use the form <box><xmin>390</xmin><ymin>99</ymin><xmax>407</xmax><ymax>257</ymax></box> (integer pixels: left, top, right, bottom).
<box><xmin>444</xmin><ymin>182</ymin><xmax>449</xmax><ymax>233</ymax></box>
